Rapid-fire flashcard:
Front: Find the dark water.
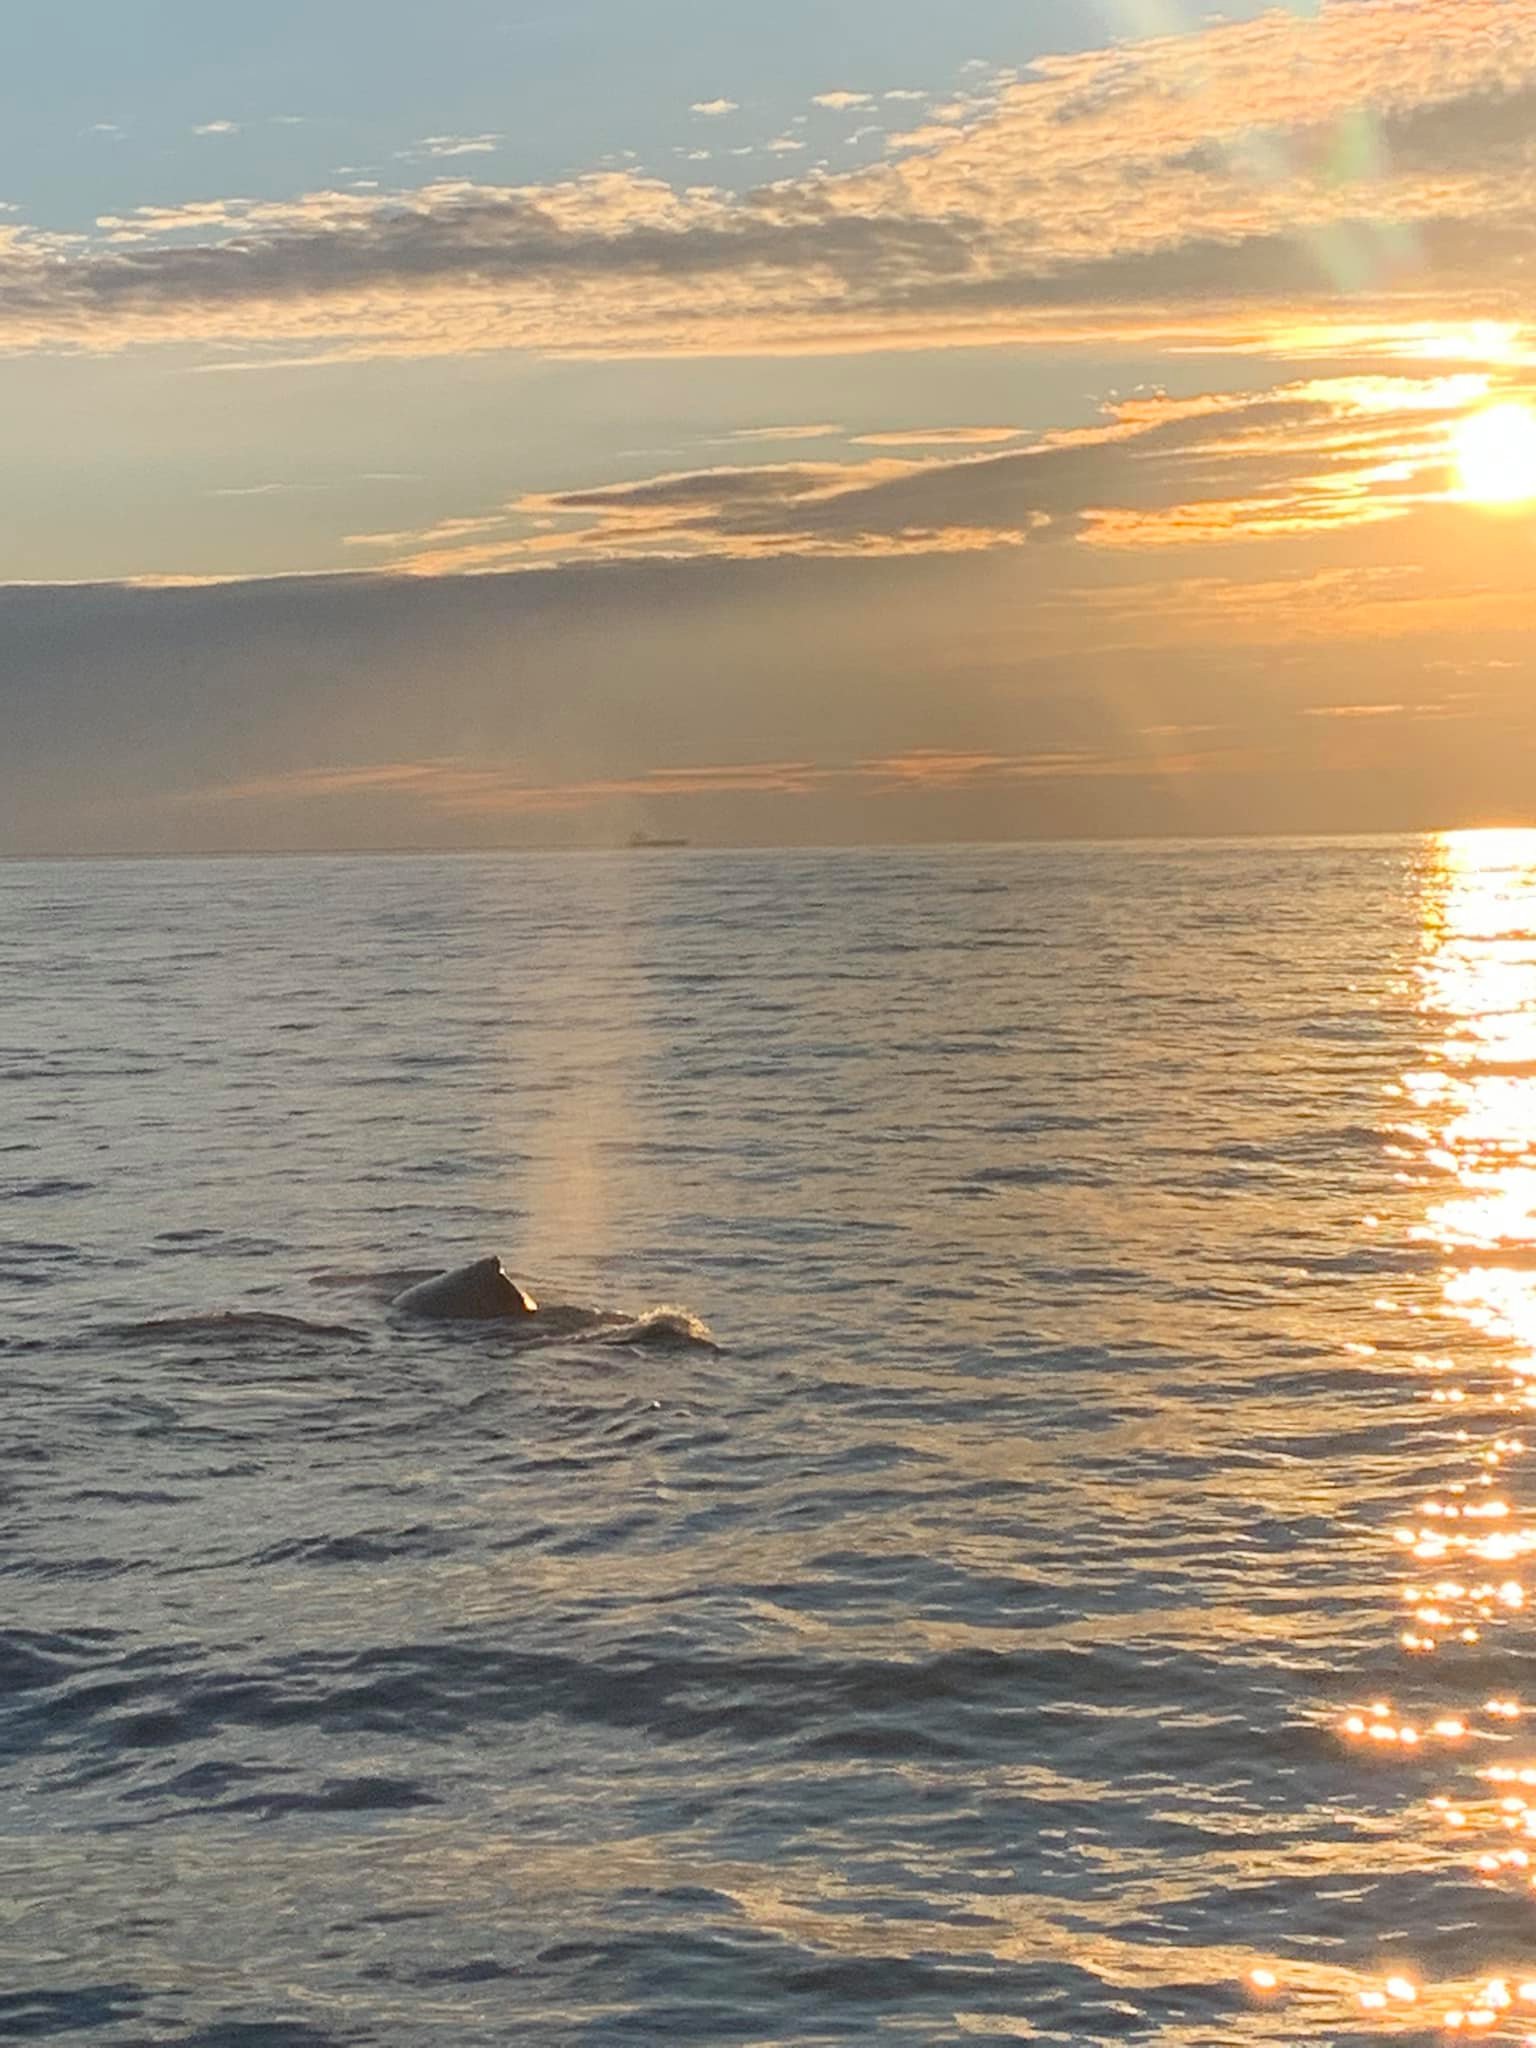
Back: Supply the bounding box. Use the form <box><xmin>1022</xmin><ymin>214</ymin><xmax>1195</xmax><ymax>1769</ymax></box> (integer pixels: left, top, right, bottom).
<box><xmin>6</xmin><ymin>837</ymin><xmax>1536</xmax><ymax>2044</ymax></box>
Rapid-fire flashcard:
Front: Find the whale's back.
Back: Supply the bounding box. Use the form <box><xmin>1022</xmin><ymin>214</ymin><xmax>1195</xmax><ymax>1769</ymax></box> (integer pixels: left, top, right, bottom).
<box><xmin>391</xmin><ymin>1256</ymin><xmax>537</xmax><ymax>1321</ymax></box>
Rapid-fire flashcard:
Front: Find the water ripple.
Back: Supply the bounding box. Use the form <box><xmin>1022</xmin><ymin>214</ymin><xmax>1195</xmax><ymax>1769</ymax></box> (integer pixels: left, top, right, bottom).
<box><xmin>2</xmin><ymin>837</ymin><xmax>1498</xmax><ymax>2043</ymax></box>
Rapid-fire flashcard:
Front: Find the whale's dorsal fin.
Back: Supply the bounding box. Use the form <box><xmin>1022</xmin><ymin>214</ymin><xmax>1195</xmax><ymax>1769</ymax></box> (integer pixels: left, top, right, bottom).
<box><xmin>392</xmin><ymin>1256</ymin><xmax>537</xmax><ymax>1320</ymax></box>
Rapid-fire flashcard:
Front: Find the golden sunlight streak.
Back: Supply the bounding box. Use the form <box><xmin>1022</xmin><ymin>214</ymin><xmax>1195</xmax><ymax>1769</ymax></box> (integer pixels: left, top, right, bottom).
<box><xmin>1332</xmin><ymin>836</ymin><xmax>1536</xmax><ymax>2033</ymax></box>
<box><xmin>1452</xmin><ymin>402</ymin><xmax>1536</xmax><ymax>507</ymax></box>
<box><xmin>1414</xmin><ymin>831</ymin><xmax>1536</xmax><ymax>1350</ymax></box>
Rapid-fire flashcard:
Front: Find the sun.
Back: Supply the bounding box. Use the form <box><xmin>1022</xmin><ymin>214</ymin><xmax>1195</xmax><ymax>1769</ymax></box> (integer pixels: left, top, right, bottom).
<box><xmin>1453</xmin><ymin>400</ymin><xmax>1536</xmax><ymax>505</ymax></box>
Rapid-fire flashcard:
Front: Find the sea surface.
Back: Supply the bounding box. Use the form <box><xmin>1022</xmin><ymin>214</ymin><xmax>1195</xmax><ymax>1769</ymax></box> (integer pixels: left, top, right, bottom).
<box><xmin>7</xmin><ymin>836</ymin><xmax>1536</xmax><ymax>2046</ymax></box>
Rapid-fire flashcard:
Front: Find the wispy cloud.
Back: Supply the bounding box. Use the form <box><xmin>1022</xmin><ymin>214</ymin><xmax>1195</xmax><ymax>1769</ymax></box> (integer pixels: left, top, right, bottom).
<box><xmin>812</xmin><ymin>91</ymin><xmax>872</xmax><ymax>111</ymax></box>
<box><xmin>180</xmin><ymin>738</ymin><xmax>1241</xmax><ymax>822</ymax></box>
<box><xmin>853</xmin><ymin>427</ymin><xmax>1024</xmax><ymax>447</ymax></box>
<box><xmin>2</xmin><ymin>0</ymin><xmax>1535</xmax><ymax>366</ymax></box>
<box><xmin>1300</xmin><ymin>701</ymin><xmax>1409</xmax><ymax>718</ymax></box>
<box><xmin>690</xmin><ymin>98</ymin><xmax>738</xmax><ymax>117</ymax></box>
<box><xmin>191</xmin><ymin>120</ymin><xmax>240</xmax><ymax>137</ymax></box>
<box><xmin>210</xmin><ymin>481</ymin><xmax>324</xmax><ymax>498</ymax></box>
<box><xmin>729</xmin><ymin>424</ymin><xmax>844</xmax><ymax>442</ymax></box>
<box><xmin>401</xmin><ymin>134</ymin><xmax>502</xmax><ymax>160</ymax></box>
<box><xmin>234</xmin><ymin>756</ymin><xmax>819</xmax><ymax>812</ymax></box>
<box><xmin>335</xmin><ymin>370</ymin><xmax>1522</xmax><ymax>578</ymax></box>
<box><xmin>883</xmin><ymin>123</ymin><xmax>958</xmax><ymax>152</ymax></box>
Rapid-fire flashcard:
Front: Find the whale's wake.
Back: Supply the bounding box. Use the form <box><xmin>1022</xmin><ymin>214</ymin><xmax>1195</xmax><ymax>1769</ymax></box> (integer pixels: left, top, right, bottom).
<box><xmin>583</xmin><ymin>1305</ymin><xmax>718</xmax><ymax>1350</ymax></box>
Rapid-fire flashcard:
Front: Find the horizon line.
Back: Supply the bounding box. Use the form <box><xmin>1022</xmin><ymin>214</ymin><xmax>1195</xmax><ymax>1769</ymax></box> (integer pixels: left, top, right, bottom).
<box><xmin>5</xmin><ymin>825</ymin><xmax>1532</xmax><ymax>864</ymax></box>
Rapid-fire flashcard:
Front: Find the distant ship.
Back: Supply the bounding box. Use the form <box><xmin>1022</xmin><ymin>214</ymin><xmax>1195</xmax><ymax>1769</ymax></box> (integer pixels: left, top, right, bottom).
<box><xmin>627</xmin><ymin>831</ymin><xmax>690</xmax><ymax>849</ymax></box>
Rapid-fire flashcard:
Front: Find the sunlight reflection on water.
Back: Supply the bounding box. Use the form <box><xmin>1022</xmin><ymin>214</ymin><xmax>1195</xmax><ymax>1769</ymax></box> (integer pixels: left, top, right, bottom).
<box><xmin>21</xmin><ymin>839</ymin><xmax>1536</xmax><ymax>2044</ymax></box>
<box><xmin>1329</xmin><ymin>831</ymin><xmax>1536</xmax><ymax>2037</ymax></box>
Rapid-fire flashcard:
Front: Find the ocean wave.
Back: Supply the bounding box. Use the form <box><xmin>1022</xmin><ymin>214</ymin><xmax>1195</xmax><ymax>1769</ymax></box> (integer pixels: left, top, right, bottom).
<box><xmin>8</xmin><ymin>1637</ymin><xmax>1280</xmax><ymax>1778</ymax></box>
<box><xmin>7</xmin><ymin>839</ymin><xmax>1505</xmax><ymax>2044</ymax></box>
<box><xmin>102</xmin><ymin>1312</ymin><xmax>370</xmax><ymax>1345</ymax></box>
<box><xmin>87</xmin><ymin>1293</ymin><xmax>718</xmax><ymax>1358</ymax></box>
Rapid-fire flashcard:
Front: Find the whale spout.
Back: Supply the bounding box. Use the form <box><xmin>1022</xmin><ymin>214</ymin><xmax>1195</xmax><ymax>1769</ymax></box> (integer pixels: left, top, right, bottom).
<box><xmin>391</xmin><ymin>1256</ymin><xmax>537</xmax><ymax>1321</ymax></box>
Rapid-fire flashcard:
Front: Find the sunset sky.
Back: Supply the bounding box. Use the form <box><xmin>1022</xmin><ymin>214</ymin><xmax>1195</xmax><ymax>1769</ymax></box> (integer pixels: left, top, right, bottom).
<box><xmin>5</xmin><ymin>0</ymin><xmax>1536</xmax><ymax>852</ymax></box>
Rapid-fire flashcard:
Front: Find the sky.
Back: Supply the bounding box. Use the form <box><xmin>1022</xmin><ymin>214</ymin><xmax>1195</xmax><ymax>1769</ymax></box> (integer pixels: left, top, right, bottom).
<box><xmin>4</xmin><ymin>0</ymin><xmax>1536</xmax><ymax>852</ymax></box>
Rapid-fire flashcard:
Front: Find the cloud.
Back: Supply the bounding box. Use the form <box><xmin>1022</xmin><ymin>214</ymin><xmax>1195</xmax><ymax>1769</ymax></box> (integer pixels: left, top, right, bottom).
<box><xmin>211</xmin><ymin>481</ymin><xmax>320</xmax><ymax>498</ymax></box>
<box><xmin>184</xmin><ymin>738</ymin><xmax>1247</xmax><ymax>822</ymax></box>
<box><xmin>812</xmin><ymin>92</ymin><xmax>872</xmax><ymax>111</ymax></box>
<box><xmin>338</xmin><ymin>370</ymin><xmax>1521</xmax><ymax>577</ymax></box>
<box><xmin>690</xmin><ymin>99</ymin><xmax>738</xmax><ymax>117</ymax></box>
<box><xmin>402</xmin><ymin>134</ymin><xmax>502</xmax><ymax>159</ymax></box>
<box><xmin>883</xmin><ymin>124</ymin><xmax>959</xmax><ymax>153</ymax></box>
<box><xmin>188</xmin><ymin>754</ymin><xmax>829</xmax><ymax>816</ymax></box>
<box><xmin>853</xmin><ymin>427</ymin><xmax>1024</xmax><ymax>447</ymax></box>
<box><xmin>1299</xmin><ymin>701</ymin><xmax>1409</xmax><ymax>718</ymax></box>
<box><xmin>728</xmin><ymin>423</ymin><xmax>844</xmax><ymax>442</ymax></box>
<box><xmin>0</xmin><ymin>555</ymin><xmax>1135</xmax><ymax>851</ymax></box>
<box><xmin>6</xmin><ymin>508</ymin><xmax>1534</xmax><ymax>855</ymax></box>
<box><xmin>1</xmin><ymin>0</ymin><xmax>1535</xmax><ymax>369</ymax></box>
<box><xmin>191</xmin><ymin>120</ymin><xmax>240</xmax><ymax>137</ymax></box>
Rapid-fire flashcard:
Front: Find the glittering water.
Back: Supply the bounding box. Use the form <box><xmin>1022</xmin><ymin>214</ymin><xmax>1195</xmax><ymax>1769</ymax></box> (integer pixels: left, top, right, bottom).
<box><xmin>7</xmin><ymin>836</ymin><xmax>1536</xmax><ymax>2045</ymax></box>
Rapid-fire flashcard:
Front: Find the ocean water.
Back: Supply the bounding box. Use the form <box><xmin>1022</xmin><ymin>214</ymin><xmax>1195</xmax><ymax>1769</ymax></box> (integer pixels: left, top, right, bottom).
<box><xmin>7</xmin><ymin>835</ymin><xmax>1536</xmax><ymax>2046</ymax></box>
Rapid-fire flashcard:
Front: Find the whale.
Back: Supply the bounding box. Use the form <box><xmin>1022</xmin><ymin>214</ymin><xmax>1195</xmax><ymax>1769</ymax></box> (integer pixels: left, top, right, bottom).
<box><xmin>382</xmin><ymin>1255</ymin><xmax>718</xmax><ymax>1349</ymax></box>
<box><xmin>391</xmin><ymin>1256</ymin><xmax>538</xmax><ymax>1321</ymax></box>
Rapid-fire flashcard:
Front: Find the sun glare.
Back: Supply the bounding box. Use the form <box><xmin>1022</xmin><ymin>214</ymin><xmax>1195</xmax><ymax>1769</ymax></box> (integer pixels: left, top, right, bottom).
<box><xmin>1454</xmin><ymin>401</ymin><xmax>1536</xmax><ymax>506</ymax></box>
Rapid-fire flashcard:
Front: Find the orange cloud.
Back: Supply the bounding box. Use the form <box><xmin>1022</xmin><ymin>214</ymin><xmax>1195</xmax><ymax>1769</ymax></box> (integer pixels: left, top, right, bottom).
<box><xmin>324</xmin><ymin>369</ymin><xmax>1526</xmax><ymax>577</ymax></box>
<box><xmin>852</xmin><ymin>428</ymin><xmax>1025</xmax><ymax>447</ymax></box>
<box><xmin>4</xmin><ymin>0</ymin><xmax>1536</xmax><ymax>363</ymax></box>
<box><xmin>186</xmin><ymin>756</ymin><xmax>831</xmax><ymax>817</ymax></box>
<box><xmin>181</xmin><ymin>736</ymin><xmax>1275</xmax><ymax>824</ymax></box>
